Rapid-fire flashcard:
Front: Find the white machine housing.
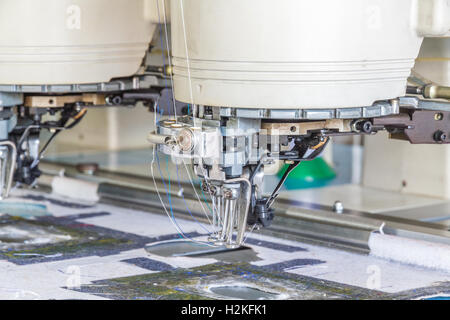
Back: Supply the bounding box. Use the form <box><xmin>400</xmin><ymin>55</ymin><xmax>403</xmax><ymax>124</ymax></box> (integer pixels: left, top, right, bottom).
<box><xmin>171</xmin><ymin>0</ymin><xmax>450</xmax><ymax>109</ymax></box>
<box><xmin>0</xmin><ymin>0</ymin><xmax>166</xmax><ymax>84</ymax></box>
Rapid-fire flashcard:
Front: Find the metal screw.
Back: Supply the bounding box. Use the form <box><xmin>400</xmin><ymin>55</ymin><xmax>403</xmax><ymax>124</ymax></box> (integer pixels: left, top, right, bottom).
<box><xmin>433</xmin><ymin>130</ymin><xmax>447</xmax><ymax>142</ymax></box>
<box><xmin>223</xmin><ymin>189</ymin><xmax>233</xmax><ymax>199</ymax></box>
<box><xmin>362</xmin><ymin>121</ymin><xmax>373</xmax><ymax>133</ymax></box>
<box><xmin>223</xmin><ymin>188</ymin><xmax>239</xmax><ymax>200</ymax></box>
<box><xmin>435</xmin><ymin>113</ymin><xmax>444</xmax><ymax>121</ymax></box>
<box><xmin>112</xmin><ymin>96</ymin><xmax>122</xmax><ymax>105</ymax></box>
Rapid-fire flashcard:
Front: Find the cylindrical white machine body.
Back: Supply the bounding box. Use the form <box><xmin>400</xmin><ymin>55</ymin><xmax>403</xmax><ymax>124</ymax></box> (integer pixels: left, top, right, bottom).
<box><xmin>0</xmin><ymin>0</ymin><xmax>158</xmax><ymax>85</ymax></box>
<box><xmin>414</xmin><ymin>37</ymin><xmax>450</xmax><ymax>86</ymax></box>
<box><xmin>171</xmin><ymin>0</ymin><xmax>450</xmax><ymax>109</ymax></box>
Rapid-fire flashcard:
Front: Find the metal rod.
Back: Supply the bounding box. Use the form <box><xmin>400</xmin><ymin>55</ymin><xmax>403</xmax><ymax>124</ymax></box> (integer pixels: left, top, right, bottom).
<box><xmin>0</xmin><ymin>140</ymin><xmax>17</xmax><ymax>199</ymax></box>
<box><xmin>424</xmin><ymin>85</ymin><xmax>450</xmax><ymax>100</ymax></box>
<box><xmin>220</xmin><ymin>199</ymin><xmax>230</xmax><ymax>242</ymax></box>
<box><xmin>226</xmin><ymin>199</ymin><xmax>236</xmax><ymax>246</ymax></box>
<box><xmin>224</xmin><ymin>177</ymin><xmax>252</xmax><ymax>246</ymax></box>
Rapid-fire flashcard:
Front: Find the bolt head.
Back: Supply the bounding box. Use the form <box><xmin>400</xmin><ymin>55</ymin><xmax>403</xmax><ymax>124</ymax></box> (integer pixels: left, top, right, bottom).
<box><xmin>362</xmin><ymin>122</ymin><xmax>373</xmax><ymax>133</ymax></box>
<box><xmin>433</xmin><ymin>130</ymin><xmax>447</xmax><ymax>142</ymax></box>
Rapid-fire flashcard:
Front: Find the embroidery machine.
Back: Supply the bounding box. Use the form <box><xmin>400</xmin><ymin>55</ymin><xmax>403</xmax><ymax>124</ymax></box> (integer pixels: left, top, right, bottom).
<box><xmin>1</xmin><ymin>0</ymin><xmax>450</xmax><ymax>252</ymax></box>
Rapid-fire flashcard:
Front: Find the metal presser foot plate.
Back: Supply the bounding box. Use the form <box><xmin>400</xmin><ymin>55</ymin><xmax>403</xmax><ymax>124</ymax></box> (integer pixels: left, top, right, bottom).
<box><xmin>144</xmin><ymin>240</ymin><xmax>260</xmax><ymax>263</ymax></box>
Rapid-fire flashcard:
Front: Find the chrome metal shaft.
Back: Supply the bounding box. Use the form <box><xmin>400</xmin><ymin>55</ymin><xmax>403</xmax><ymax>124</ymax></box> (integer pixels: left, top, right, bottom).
<box><xmin>206</xmin><ymin>178</ymin><xmax>251</xmax><ymax>248</ymax></box>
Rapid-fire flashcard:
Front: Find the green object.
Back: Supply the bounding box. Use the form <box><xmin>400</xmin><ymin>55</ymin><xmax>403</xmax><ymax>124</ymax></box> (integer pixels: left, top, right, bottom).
<box><xmin>277</xmin><ymin>158</ymin><xmax>336</xmax><ymax>190</ymax></box>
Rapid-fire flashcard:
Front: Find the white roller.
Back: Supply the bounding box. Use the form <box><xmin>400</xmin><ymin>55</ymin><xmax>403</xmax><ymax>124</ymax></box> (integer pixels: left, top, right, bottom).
<box><xmin>51</xmin><ymin>176</ymin><xmax>99</xmax><ymax>203</ymax></box>
<box><xmin>369</xmin><ymin>232</ymin><xmax>450</xmax><ymax>273</ymax></box>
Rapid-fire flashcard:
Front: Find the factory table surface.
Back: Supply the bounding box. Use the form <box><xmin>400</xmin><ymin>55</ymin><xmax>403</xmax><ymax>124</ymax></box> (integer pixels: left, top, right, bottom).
<box><xmin>0</xmin><ymin>189</ymin><xmax>448</xmax><ymax>300</ymax></box>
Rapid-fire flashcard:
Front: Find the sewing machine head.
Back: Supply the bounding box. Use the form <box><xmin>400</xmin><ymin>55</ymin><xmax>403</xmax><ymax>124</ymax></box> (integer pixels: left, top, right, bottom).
<box><xmin>0</xmin><ymin>0</ymin><xmax>167</xmax><ymax>197</ymax></box>
<box><xmin>1</xmin><ymin>0</ymin><xmax>450</xmax><ymax>248</ymax></box>
<box><xmin>153</xmin><ymin>0</ymin><xmax>450</xmax><ymax>247</ymax></box>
